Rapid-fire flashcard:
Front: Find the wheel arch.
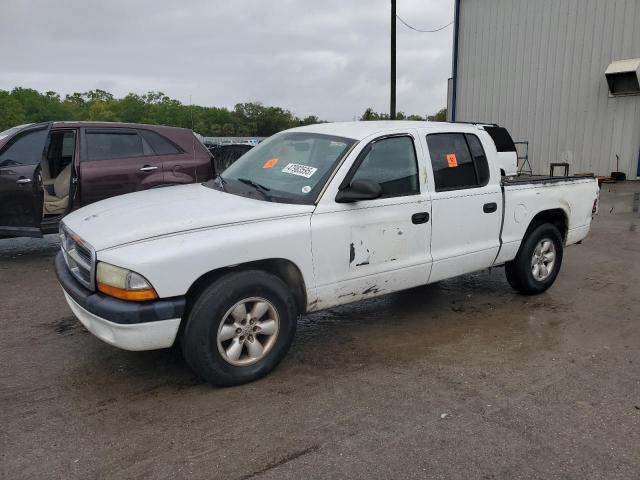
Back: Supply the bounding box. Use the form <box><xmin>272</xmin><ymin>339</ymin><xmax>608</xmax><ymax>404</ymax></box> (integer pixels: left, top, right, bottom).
<box><xmin>526</xmin><ymin>208</ymin><xmax>568</xmax><ymax>243</ymax></box>
<box><xmin>184</xmin><ymin>258</ymin><xmax>308</xmax><ymax>319</ymax></box>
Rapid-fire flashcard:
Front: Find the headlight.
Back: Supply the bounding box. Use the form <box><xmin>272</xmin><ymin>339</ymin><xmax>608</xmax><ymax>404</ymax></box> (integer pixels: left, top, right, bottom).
<box><xmin>96</xmin><ymin>262</ymin><xmax>158</xmax><ymax>301</ymax></box>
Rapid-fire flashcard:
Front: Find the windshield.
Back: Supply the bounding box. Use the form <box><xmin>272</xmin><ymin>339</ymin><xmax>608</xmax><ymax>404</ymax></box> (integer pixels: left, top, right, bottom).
<box><xmin>209</xmin><ymin>131</ymin><xmax>356</xmax><ymax>204</ymax></box>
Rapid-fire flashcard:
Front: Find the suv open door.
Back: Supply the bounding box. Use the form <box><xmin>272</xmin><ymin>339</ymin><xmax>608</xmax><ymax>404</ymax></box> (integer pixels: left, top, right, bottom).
<box><xmin>0</xmin><ymin>122</ymin><xmax>51</xmax><ymax>238</ymax></box>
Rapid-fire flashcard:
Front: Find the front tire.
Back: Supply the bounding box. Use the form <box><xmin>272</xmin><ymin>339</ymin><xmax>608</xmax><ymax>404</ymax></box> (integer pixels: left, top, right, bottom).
<box><xmin>181</xmin><ymin>270</ymin><xmax>297</xmax><ymax>386</ymax></box>
<box><xmin>505</xmin><ymin>223</ymin><xmax>563</xmax><ymax>295</ymax></box>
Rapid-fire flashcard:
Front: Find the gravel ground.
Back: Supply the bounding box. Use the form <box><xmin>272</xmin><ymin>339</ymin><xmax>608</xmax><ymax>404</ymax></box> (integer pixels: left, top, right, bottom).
<box><xmin>1</xmin><ymin>182</ymin><xmax>639</xmax><ymax>480</ymax></box>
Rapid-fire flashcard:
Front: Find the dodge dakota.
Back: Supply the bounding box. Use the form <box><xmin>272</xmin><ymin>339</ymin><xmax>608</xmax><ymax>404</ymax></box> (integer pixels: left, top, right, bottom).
<box><xmin>55</xmin><ymin>121</ymin><xmax>599</xmax><ymax>385</ymax></box>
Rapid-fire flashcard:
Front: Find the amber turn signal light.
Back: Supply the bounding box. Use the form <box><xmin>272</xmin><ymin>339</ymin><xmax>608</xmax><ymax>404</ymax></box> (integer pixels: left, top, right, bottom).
<box><xmin>97</xmin><ymin>282</ymin><xmax>158</xmax><ymax>301</ymax></box>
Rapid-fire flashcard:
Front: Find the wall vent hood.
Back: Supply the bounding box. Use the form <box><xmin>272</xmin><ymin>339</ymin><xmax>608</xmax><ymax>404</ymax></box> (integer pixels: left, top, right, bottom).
<box><xmin>605</xmin><ymin>58</ymin><xmax>640</xmax><ymax>96</ymax></box>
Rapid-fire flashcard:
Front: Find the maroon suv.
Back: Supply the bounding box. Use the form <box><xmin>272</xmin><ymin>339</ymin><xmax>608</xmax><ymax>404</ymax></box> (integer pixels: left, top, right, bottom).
<box><xmin>0</xmin><ymin>121</ymin><xmax>214</xmax><ymax>239</ymax></box>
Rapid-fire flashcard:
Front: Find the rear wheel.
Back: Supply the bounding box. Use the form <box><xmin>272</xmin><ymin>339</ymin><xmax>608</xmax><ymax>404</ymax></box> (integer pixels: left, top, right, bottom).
<box><xmin>181</xmin><ymin>270</ymin><xmax>297</xmax><ymax>386</ymax></box>
<box><xmin>505</xmin><ymin>223</ymin><xmax>563</xmax><ymax>295</ymax></box>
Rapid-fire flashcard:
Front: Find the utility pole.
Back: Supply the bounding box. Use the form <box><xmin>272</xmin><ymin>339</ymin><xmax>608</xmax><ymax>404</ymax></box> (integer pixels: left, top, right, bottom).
<box><xmin>390</xmin><ymin>0</ymin><xmax>396</xmax><ymax>119</ymax></box>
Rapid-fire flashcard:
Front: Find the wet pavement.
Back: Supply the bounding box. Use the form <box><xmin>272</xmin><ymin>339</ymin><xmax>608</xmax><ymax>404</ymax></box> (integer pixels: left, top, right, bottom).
<box><xmin>1</xmin><ymin>182</ymin><xmax>639</xmax><ymax>479</ymax></box>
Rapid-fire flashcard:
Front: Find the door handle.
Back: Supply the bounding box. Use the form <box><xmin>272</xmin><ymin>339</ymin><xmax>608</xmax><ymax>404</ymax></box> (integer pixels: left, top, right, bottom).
<box><xmin>16</xmin><ymin>177</ymin><xmax>32</xmax><ymax>184</ymax></box>
<box><xmin>483</xmin><ymin>202</ymin><xmax>497</xmax><ymax>213</ymax></box>
<box><xmin>411</xmin><ymin>212</ymin><xmax>430</xmax><ymax>224</ymax></box>
<box><xmin>139</xmin><ymin>165</ymin><xmax>159</xmax><ymax>172</ymax></box>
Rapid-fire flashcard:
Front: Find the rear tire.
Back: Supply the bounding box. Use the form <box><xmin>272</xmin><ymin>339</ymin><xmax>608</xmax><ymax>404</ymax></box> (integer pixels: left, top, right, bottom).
<box><xmin>181</xmin><ymin>270</ymin><xmax>297</xmax><ymax>386</ymax></box>
<box><xmin>505</xmin><ymin>223</ymin><xmax>563</xmax><ymax>295</ymax></box>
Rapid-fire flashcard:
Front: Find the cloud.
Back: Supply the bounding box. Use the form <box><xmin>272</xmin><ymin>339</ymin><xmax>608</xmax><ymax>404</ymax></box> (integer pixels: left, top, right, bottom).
<box><xmin>0</xmin><ymin>0</ymin><xmax>454</xmax><ymax>121</ymax></box>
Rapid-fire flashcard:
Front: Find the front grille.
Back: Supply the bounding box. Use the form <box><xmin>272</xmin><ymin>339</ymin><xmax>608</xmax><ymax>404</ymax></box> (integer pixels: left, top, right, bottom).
<box><xmin>60</xmin><ymin>224</ymin><xmax>96</xmax><ymax>290</ymax></box>
<box><xmin>75</xmin><ymin>242</ymin><xmax>92</xmax><ymax>266</ymax></box>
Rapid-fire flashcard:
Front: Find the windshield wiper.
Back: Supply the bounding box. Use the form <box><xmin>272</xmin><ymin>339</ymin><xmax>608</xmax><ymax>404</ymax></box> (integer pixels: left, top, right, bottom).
<box><xmin>205</xmin><ymin>174</ymin><xmax>227</xmax><ymax>191</ymax></box>
<box><xmin>237</xmin><ymin>178</ymin><xmax>272</xmax><ymax>200</ymax></box>
<box><xmin>215</xmin><ymin>174</ymin><xmax>227</xmax><ymax>189</ymax></box>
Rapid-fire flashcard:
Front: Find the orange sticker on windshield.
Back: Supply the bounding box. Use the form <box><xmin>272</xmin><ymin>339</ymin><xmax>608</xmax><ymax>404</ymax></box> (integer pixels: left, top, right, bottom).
<box><xmin>263</xmin><ymin>158</ymin><xmax>279</xmax><ymax>169</ymax></box>
<box><xmin>446</xmin><ymin>153</ymin><xmax>458</xmax><ymax>168</ymax></box>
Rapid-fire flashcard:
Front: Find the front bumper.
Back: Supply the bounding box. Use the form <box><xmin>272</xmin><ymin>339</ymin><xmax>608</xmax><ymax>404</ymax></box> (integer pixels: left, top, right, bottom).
<box><xmin>55</xmin><ymin>252</ymin><xmax>185</xmax><ymax>351</ymax></box>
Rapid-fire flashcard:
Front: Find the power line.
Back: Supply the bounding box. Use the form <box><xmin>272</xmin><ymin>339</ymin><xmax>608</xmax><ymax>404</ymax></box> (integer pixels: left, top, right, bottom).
<box><xmin>396</xmin><ymin>14</ymin><xmax>453</xmax><ymax>33</ymax></box>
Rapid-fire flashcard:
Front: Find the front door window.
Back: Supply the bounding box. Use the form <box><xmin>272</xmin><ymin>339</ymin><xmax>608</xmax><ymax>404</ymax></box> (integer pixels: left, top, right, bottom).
<box><xmin>0</xmin><ymin>128</ymin><xmax>49</xmax><ymax>168</ymax></box>
<box><xmin>349</xmin><ymin>136</ymin><xmax>420</xmax><ymax>198</ymax></box>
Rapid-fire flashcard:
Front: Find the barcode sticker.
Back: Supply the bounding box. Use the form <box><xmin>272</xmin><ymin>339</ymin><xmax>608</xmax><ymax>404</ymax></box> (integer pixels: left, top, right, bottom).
<box><xmin>282</xmin><ymin>163</ymin><xmax>318</xmax><ymax>178</ymax></box>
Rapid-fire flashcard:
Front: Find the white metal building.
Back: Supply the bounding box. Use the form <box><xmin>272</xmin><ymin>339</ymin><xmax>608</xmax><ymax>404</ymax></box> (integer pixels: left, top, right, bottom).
<box><xmin>448</xmin><ymin>0</ymin><xmax>640</xmax><ymax>179</ymax></box>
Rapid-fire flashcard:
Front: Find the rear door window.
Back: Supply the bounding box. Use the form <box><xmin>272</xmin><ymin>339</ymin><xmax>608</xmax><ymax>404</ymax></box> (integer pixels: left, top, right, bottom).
<box><xmin>426</xmin><ymin>133</ymin><xmax>490</xmax><ymax>191</ymax></box>
<box><xmin>138</xmin><ymin>130</ymin><xmax>181</xmax><ymax>155</ymax></box>
<box><xmin>465</xmin><ymin>134</ymin><xmax>490</xmax><ymax>185</ymax></box>
<box><xmin>86</xmin><ymin>131</ymin><xmax>144</xmax><ymax>161</ymax></box>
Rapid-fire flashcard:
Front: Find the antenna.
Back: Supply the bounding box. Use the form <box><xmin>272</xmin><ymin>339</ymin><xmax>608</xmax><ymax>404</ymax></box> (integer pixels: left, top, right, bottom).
<box><xmin>189</xmin><ymin>94</ymin><xmax>197</xmax><ymax>180</ymax></box>
<box><xmin>189</xmin><ymin>94</ymin><xmax>194</xmax><ymax>130</ymax></box>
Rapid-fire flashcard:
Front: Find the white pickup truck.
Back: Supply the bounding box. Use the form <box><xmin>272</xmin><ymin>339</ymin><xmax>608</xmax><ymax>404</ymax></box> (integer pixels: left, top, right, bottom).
<box><xmin>55</xmin><ymin>121</ymin><xmax>599</xmax><ymax>385</ymax></box>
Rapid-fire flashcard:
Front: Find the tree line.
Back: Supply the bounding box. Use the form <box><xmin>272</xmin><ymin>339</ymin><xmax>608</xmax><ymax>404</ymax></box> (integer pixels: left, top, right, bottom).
<box><xmin>0</xmin><ymin>87</ymin><xmax>445</xmax><ymax>137</ymax></box>
<box><xmin>360</xmin><ymin>107</ymin><xmax>447</xmax><ymax>122</ymax></box>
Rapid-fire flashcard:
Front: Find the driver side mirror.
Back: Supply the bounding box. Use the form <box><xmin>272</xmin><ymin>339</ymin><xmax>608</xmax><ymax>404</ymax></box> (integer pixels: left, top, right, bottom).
<box><xmin>335</xmin><ymin>179</ymin><xmax>383</xmax><ymax>203</ymax></box>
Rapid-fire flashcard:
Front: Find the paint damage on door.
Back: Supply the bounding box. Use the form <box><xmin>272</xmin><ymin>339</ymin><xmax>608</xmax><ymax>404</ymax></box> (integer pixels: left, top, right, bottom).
<box><xmin>349</xmin><ymin>223</ymin><xmax>409</xmax><ymax>267</ymax></box>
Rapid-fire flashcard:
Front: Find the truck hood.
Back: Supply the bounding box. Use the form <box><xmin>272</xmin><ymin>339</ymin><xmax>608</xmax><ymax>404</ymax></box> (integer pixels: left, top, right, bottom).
<box><xmin>62</xmin><ymin>183</ymin><xmax>315</xmax><ymax>251</ymax></box>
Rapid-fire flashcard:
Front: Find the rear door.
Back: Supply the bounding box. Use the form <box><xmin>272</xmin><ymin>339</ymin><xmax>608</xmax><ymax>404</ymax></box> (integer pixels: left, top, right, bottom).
<box><xmin>137</xmin><ymin>128</ymin><xmax>199</xmax><ymax>184</ymax></box>
<box><xmin>79</xmin><ymin>128</ymin><xmax>164</xmax><ymax>205</ymax></box>
<box><xmin>0</xmin><ymin>123</ymin><xmax>51</xmax><ymax>237</ymax></box>
<box><xmin>421</xmin><ymin>129</ymin><xmax>502</xmax><ymax>282</ymax></box>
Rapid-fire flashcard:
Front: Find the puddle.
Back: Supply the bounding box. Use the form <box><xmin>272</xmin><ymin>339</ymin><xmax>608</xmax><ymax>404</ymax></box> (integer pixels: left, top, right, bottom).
<box><xmin>51</xmin><ymin>316</ymin><xmax>84</xmax><ymax>335</ymax></box>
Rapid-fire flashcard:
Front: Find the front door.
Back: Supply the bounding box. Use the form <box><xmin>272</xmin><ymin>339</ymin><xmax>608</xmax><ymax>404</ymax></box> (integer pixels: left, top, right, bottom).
<box><xmin>0</xmin><ymin>123</ymin><xmax>51</xmax><ymax>237</ymax></box>
<box><xmin>421</xmin><ymin>130</ymin><xmax>503</xmax><ymax>282</ymax></box>
<box><xmin>79</xmin><ymin>128</ymin><xmax>164</xmax><ymax>205</ymax></box>
<box><xmin>310</xmin><ymin>133</ymin><xmax>432</xmax><ymax>309</ymax></box>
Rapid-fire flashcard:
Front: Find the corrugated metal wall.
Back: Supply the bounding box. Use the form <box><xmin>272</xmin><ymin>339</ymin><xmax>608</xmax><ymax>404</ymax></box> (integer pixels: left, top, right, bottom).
<box><xmin>455</xmin><ymin>0</ymin><xmax>640</xmax><ymax>178</ymax></box>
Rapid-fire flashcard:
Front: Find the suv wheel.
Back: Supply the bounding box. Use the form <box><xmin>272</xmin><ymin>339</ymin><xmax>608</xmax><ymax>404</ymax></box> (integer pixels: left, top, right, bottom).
<box><xmin>505</xmin><ymin>223</ymin><xmax>564</xmax><ymax>295</ymax></box>
<box><xmin>181</xmin><ymin>270</ymin><xmax>297</xmax><ymax>386</ymax></box>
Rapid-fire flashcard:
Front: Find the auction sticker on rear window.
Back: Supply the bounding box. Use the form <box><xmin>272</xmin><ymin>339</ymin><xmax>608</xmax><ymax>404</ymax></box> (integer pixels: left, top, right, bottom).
<box><xmin>282</xmin><ymin>163</ymin><xmax>317</xmax><ymax>178</ymax></box>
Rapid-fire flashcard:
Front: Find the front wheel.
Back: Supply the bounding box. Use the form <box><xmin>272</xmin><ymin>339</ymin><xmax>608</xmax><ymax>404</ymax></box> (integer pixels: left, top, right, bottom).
<box><xmin>181</xmin><ymin>270</ymin><xmax>297</xmax><ymax>386</ymax></box>
<box><xmin>505</xmin><ymin>223</ymin><xmax>564</xmax><ymax>295</ymax></box>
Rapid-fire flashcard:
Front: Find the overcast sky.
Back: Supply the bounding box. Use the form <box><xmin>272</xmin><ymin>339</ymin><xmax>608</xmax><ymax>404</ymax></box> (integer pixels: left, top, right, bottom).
<box><xmin>0</xmin><ymin>0</ymin><xmax>454</xmax><ymax>121</ymax></box>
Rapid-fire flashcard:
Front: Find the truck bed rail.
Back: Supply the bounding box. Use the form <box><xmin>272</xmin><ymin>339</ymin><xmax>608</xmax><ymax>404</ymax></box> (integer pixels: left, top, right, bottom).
<box><xmin>502</xmin><ymin>174</ymin><xmax>595</xmax><ymax>186</ymax></box>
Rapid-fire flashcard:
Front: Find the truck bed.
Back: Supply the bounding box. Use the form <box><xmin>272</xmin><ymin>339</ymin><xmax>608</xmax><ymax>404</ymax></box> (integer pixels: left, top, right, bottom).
<box><xmin>502</xmin><ymin>174</ymin><xmax>595</xmax><ymax>186</ymax></box>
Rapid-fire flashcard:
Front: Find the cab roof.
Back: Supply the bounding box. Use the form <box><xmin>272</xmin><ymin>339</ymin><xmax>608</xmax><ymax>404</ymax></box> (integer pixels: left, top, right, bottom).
<box><xmin>288</xmin><ymin>120</ymin><xmax>489</xmax><ymax>141</ymax></box>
